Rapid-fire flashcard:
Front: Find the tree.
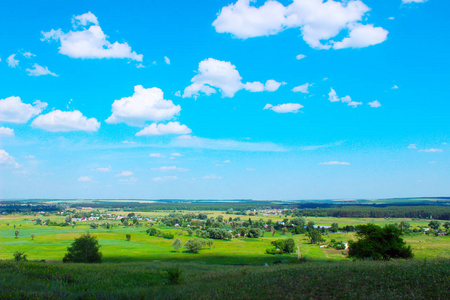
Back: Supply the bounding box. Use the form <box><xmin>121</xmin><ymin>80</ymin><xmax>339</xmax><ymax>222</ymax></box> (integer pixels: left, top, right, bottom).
<box><xmin>330</xmin><ymin>223</ymin><xmax>339</xmax><ymax>233</ymax></box>
<box><xmin>31</xmin><ymin>234</ymin><xmax>35</xmax><ymax>240</ymax></box>
<box><xmin>35</xmin><ymin>218</ymin><xmax>42</xmax><ymax>225</ymax></box>
<box><xmin>64</xmin><ymin>215</ymin><xmax>71</xmax><ymax>223</ymax></box>
<box><xmin>428</xmin><ymin>221</ymin><xmax>441</xmax><ymax>230</ymax></box>
<box><xmin>444</xmin><ymin>222</ymin><xmax>450</xmax><ymax>230</ymax></box>
<box><xmin>63</xmin><ymin>233</ymin><xmax>102</xmax><ymax>263</ymax></box>
<box><xmin>126</xmin><ymin>234</ymin><xmax>131</xmax><ymax>241</ymax></box>
<box><xmin>348</xmin><ymin>224</ymin><xmax>413</xmax><ymax>261</ymax></box>
<box><xmin>267</xmin><ymin>238</ymin><xmax>295</xmax><ymax>254</ymax></box>
<box><xmin>13</xmin><ymin>251</ymin><xmax>27</xmax><ymax>262</ymax></box>
<box><xmin>172</xmin><ymin>238</ymin><xmax>182</xmax><ymax>252</ymax></box>
<box><xmin>184</xmin><ymin>238</ymin><xmax>204</xmax><ymax>253</ymax></box>
<box><xmin>399</xmin><ymin>221</ymin><xmax>411</xmax><ymax>232</ymax></box>
<box><xmin>306</xmin><ymin>229</ymin><xmax>323</xmax><ymax>244</ymax></box>
<box><xmin>15</xmin><ymin>231</ymin><xmax>19</xmax><ymax>239</ymax></box>
<box><xmin>186</xmin><ymin>228</ymin><xmax>193</xmax><ymax>236</ymax></box>
<box><xmin>206</xmin><ymin>239</ymin><xmax>214</xmax><ymax>250</ymax></box>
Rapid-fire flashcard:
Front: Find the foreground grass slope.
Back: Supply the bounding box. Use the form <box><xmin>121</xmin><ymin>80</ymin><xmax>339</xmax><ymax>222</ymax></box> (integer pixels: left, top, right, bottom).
<box><xmin>0</xmin><ymin>259</ymin><xmax>448</xmax><ymax>299</ymax></box>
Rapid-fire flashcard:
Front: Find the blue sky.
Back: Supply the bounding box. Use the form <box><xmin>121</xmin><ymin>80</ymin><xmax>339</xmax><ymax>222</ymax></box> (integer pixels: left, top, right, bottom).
<box><xmin>0</xmin><ymin>0</ymin><xmax>448</xmax><ymax>200</ymax></box>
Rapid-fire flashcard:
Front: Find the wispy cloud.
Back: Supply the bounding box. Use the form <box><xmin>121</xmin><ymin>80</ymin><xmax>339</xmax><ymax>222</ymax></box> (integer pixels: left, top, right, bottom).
<box><xmin>319</xmin><ymin>161</ymin><xmax>350</xmax><ymax>165</ymax></box>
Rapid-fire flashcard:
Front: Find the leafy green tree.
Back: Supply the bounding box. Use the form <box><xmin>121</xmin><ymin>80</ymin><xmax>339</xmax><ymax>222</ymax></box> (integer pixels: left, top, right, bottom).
<box><xmin>217</xmin><ymin>215</ymin><xmax>224</xmax><ymax>223</ymax></box>
<box><xmin>428</xmin><ymin>221</ymin><xmax>441</xmax><ymax>230</ymax></box>
<box><xmin>399</xmin><ymin>221</ymin><xmax>411</xmax><ymax>232</ymax></box>
<box><xmin>35</xmin><ymin>218</ymin><xmax>42</xmax><ymax>225</ymax></box>
<box><xmin>348</xmin><ymin>224</ymin><xmax>413</xmax><ymax>260</ymax></box>
<box><xmin>184</xmin><ymin>238</ymin><xmax>204</xmax><ymax>253</ymax></box>
<box><xmin>172</xmin><ymin>238</ymin><xmax>182</xmax><ymax>252</ymax></box>
<box><xmin>187</xmin><ymin>228</ymin><xmax>193</xmax><ymax>236</ymax></box>
<box><xmin>31</xmin><ymin>234</ymin><xmax>35</xmax><ymax>240</ymax></box>
<box><xmin>64</xmin><ymin>215</ymin><xmax>71</xmax><ymax>223</ymax></box>
<box><xmin>126</xmin><ymin>234</ymin><xmax>131</xmax><ymax>241</ymax></box>
<box><xmin>330</xmin><ymin>223</ymin><xmax>339</xmax><ymax>233</ymax></box>
<box><xmin>15</xmin><ymin>231</ymin><xmax>19</xmax><ymax>239</ymax></box>
<box><xmin>306</xmin><ymin>229</ymin><xmax>323</xmax><ymax>244</ymax></box>
<box><xmin>206</xmin><ymin>239</ymin><xmax>214</xmax><ymax>250</ymax></box>
<box><xmin>13</xmin><ymin>251</ymin><xmax>27</xmax><ymax>262</ymax></box>
<box><xmin>444</xmin><ymin>222</ymin><xmax>450</xmax><ymax>230</ymax></box>
<box><xmin>63</xmin><ymin>233</ymin><xmax>102</xmax><ymax>263</ymax></box>
<box><xmin>267</xmin><ymin>238</ymin><xmax>296</xmax><ymax>254</ymax></box>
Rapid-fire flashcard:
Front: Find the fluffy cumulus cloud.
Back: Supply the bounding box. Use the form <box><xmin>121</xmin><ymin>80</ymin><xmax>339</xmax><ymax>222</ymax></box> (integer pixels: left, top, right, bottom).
<box><xmin>31</xmin><ymin>110</ymin><xmax>100</xmax><ymax>132</ymax></box>
<box><xmin>296</xmin><ymin>54</ymin><xmax>306</xmax><ymax>60</ymax></box>
<box><xmin>183</xmin><ymin>58</ymin><xmax>282</xmax><ymax>98</ymax></box>
<box><xmin>0</xmin><ymin>127</ymin><xmax>15</xmax><ymax>137</ymax></box>
<box><xmin>0</xmin><ymin>149</ymin><xmax>20</xmax><ymax>168</ymax></box>
<box><xmin>319</xmin><ymin>161</ymin><xmax>350</xmax><ymax>165</ymax></box>
<box><xmin>151</xmin><ymin>166</ymin><xmax>188</xmax><ymax>172</ymax></box>
<box><xmin>26</xmin><ymin>64</ymin><xmax>58</xmax><ymax>77</ymax></box>
<box><xmin>42</xmin><ymin>12</ymin><xmax>142</xmax><ymax>61</ymax></box>
<box><xmin>7</xmin><ymin>54</ymin><xmax>19</xmax><ymax>67</ymax></box>
<box><xmin>292</xmin><ymin>83</ymin><xmax>310</xmax><ymax>93</ymax></box>
<box><xmin>328</xmin><ymin>88</ymin><xmax>362</xmax><ymax>107</ymax></box>
<box><xmin>78</xmin><ymin>176</ymin><xmax>92</xmax><ymax>182</ymax></box>
<box><xmin>0</xmin><ymin>96</ymin><xmax>47</xmax><ymax>123</ymax></box>
<box><xmin>213</xmin><ymin>0</ymin><xmax>387</xmax><ymax>50</ymax></box>
<box><xmin>368</xmin><ymin>100</ymin><xmax>381</xmax><ymax>108</ymax></box>
<box><xmin>135</xmin><ymin>122</ymin><xmax>191</xmax><ymax>136</ymax></box>
<box><xmin>106</xmin><ymin>85</ymin><xmax>181</xmax><ymax>126</ymax></box>
<box><xmin>116</xmin><ymin>171</ymin><xmax>133</xmax><ymax>177</ymax></box>
<box><xmin>264</xmin><ymin>103</ymin><xmax>303</xmax><ymax>113</ymax></box>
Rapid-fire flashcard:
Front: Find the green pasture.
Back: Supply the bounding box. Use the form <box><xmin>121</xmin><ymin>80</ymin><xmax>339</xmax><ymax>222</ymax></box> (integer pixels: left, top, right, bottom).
<box><xmin>1</xmin><ymin>213</ymin><xmax>449</xmax><ymax>264</ymax></box>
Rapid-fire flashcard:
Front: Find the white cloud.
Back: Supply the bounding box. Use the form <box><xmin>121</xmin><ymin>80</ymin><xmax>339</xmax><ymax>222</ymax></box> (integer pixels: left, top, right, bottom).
<box><xmin>328</xmin><ymin>88</ymin><xmax>362</xmax><ymax>107</ymax></box>
<box><xmin>96</xmin><ymin>167</ymin><xmax>111</xmax><ymax>172</ymax></box>
<box><xmin>25</xmin><ymin>155</ymin><xmax>35</xmax><ymax>159</ymax></box>
<box><xmin>0</xmin><ymin>149</ymin><xmax>20</xmax><ymax>168</ymax></box>
<box><xmin>42</xmin><ymin>12</ymin><xmax>142</xmax><ymax>61</ymax></box>
<box><xmin>392</xmin><ymin>85</ymin><xmax>399</xmax><ymax>89</ymax></box>
<box><xmin>0</xmin><ymin>127</ymin><xmax>14</xmax><ymax>137</ymax></box>
<box><xmin>292</xmin><ymin>83</ymin><xmax>310</xmax><ymax>93</ymax></box>
<box><xmin>119</xmin><ymin>177</ymin><xmax>137</xmax><ymax>184</ymax></box>
<box><xmin>418</xmin><ymin>149</ymin><xmax>443</xmax><ymax>153</ymax></box>
<box><xmin>78</xmin><ymin>176</ymin><xmax>92</xmax><ymax>182</ymax></box>
<box><xmin>26</xmin><ymin>63</ymin><xmax>58</xmax><ymax>77</ymax></box>
<box><xmin>388</xmin><ymin>17</ymin><xmax>395</xmax><ymax>20</ymax></box>
<box><xmin>407</xmin><ymin>144</ymin><xmax>417</xmax><ymax>149</ymax></box>
<box><xmin>22</xmin><ymin>52</ymin><xmax>36</xmax><ymax>58</ymax></box>
<box><xmin>73</xmin><ymin>12</ymin><xmax>98</xmax><ymax>26</ymax></box>
<box><xmin>116</xmin><ymin>171</ymin><xmax>133</xmax><ymax>177</ymax></box>
<box><xmin>183</xmin><ymin>58</ymin><xmax>281</xmax><ymax>98</ymax></box>
<box><xmin>213</xmin><ymin>0</ymin><xmax>387</xmax><ymax>50</ymax></box>
<box><xmin>203</xmin><ymin>174</ymin><xmax>222</xmax><ymax>179</ymax></box>
<box><xmin>223</xmin><ymin>160</ymin><xmax>231</xmax><ymax>163</ymax></box>
<box><xmin>150</xmin><ymin>153</ymin><xmax>165</xmax><ymax>158</ymax></box>
<box><xmin>0</xmin><ymin>96</ymin><xmax>47</xmax><ymax>123</ymax></box>
<box><xmin>368</xmin><ymin>100</ymin><xmax>381</xmax><ymax>108</ymax></box>
<box><xmin>164</xmin><ymin>56</ymin><xmax>170</xmax><ymax>65</ymax></box>
<box><xmin>7</xmin><ymin>54</ymin><xmax>19</xmax><ymax>67</ymax></box>
<box><xmin>135</xmin><ymin>122</ymin><xmax>191</xmax><ymax>136</ymax></box>
<box><xmin>319</xmin><ymin>161</ymin><xmax>350</xmax><ymax>165</ymax></box>
<box><xmin>31</xmin><ymin>110</ymin><xmax>100</xmax><ymax>132</ymax></box>
<box><xmin>296</xmin><ymin>54</ymin><xmax>306</xmax><ymax>60</ymax></box>
<box><xmin>171</xmin><ymin>153</ymin><xmax>182</xmax><ymax>157</ymax></box>
<box><xmin>402</xmin><ymin>0</ymin><xmax>427</xmax><ymax>3</ymax></box>
<box><xmin>151</xmin><ymin>166</ymin><xmax>188</xmax><ymax>172</ymax></box>
<box><xmin>106</xmin><ymin>85</ymin><xmax>181</xmax><ymax>126</ymax></box>
<box><xmin>153</xmin><ymin>176</ymin><xmax>178</xmax><ymax>182</ymax></box>
<box><xmin>332</xmin><ymin>24</ymin><xmax>388</xmax><ymax>50</ymax></box>
<box><xmin>264</xmin><ymin>103</ymin><xmax>303</xmax><ymax>113</ymax></box>
<box><xmin>170</xmin><ymin>135</ymin><xmax>286</xmax><ymax>152</ymax></box>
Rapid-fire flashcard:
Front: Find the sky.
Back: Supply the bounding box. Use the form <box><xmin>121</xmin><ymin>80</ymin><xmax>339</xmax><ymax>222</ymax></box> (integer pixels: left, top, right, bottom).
<box><xmin>0</xmin><ymin>0</ymin><xmax>449</xmax><ymax>200</ymax></box>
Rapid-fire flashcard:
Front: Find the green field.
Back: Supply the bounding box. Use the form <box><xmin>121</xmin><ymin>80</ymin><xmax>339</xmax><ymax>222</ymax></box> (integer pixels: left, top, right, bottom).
<box><xmin>1</xmin><ymin>212</ymin><xmax>449</xmax><ymax>263</ymax></box>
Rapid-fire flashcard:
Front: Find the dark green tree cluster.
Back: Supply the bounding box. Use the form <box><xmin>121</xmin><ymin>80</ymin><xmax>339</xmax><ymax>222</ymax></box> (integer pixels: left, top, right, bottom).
<box><xmin>348</xmin><ymin>224</ymin><xmax>413</xmax><ymax>260</ymax></box>
<box><xmin>63</xmin><ymin>233</ymin><xmax>102</xmax><ymax>263</ymax></box>
<box><xmin>266</xmin><ymin>238</ymin><xmax>295</xmax><ymax>255</ymax></box>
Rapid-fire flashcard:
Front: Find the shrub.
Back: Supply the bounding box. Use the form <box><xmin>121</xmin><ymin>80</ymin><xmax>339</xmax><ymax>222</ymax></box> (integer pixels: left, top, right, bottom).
<box><xmin>348</xmin><ymin>224</ymin><xmax>413</xmax><ymax>261</ymax></box>
<box><xmin>63</xmin><ymin>233</ymin><xmax>102</xmax><ymax>263</ymax></box>
<box><xmin>14</xmin><ymin>231</ymin><xmax>19</xmax><ymax>239</ymax></box>
<box><xmin>267</xmin><ymin>238</ymin><xmax>296</xmax><ymax>254</ymax></box>
<box><xmin>166</xmin><ymin>266</ymin><xmax>183</xmax><ymax>284</ymax></box>
<box><xmin>184</xmin><ymin>238</ymin><xmax>204</xmax><ymax>253</ymax></box>
<box><xmin>172</xmin><ymin>238</ymin><xmax>182</xmax><ymax>252</ymax></box>
<box><xmin>163</xmin><ymin>232</ymin><xmax>175</xmax><ymax>239</ymax></box>
<box><xmin>13</xmin><ymin>251</ymin><xmax>27</xmax><ymax>262</ymax></box>
<box><xmin>126</xmin><ymin>234</ymin><xmax>131</xmax><ymax>241</ymax></box>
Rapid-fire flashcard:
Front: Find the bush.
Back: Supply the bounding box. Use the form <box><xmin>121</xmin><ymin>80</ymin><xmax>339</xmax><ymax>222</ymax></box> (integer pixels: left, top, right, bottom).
<box><xmin>166</xmin><ymin>266</ymin><xmax>183</xmax><ymax>284</ymax></box>
<box><xmin>126</xmin><ymin>234</ymin><xmax>131</xmax><ymax>241</ymax></box>
<box><xmin>163</xmin><ymin>232</ymin><xmax>175</xmax><ymax>239</ymax></box>
<box><xmin>63</xmin><ymin>233</ymin><xmax>102</xmax><ymax>263</ymax></box>
<box><xmin>13</xmin><ymin>251</ymin><xmax>27</xmax><ymax>262</ymax></box>
<box><xmin>348</xmin><ymin>224</ymin><xmax>413</xmax><ymax>261</ymax></box>
<box><xmin>267</xmin><ymin>238</ymin><xmax>295</xmax><ymax>254</ymax></box>
<box><xmin>172</xmin><ymin>238</ymin><xmax>182</xmax><ymax>252</ymax></box>
<box><xmin>184</xmin><ymin>238</ymin><xmax>204</xmax><ymax>253</ymax></box>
